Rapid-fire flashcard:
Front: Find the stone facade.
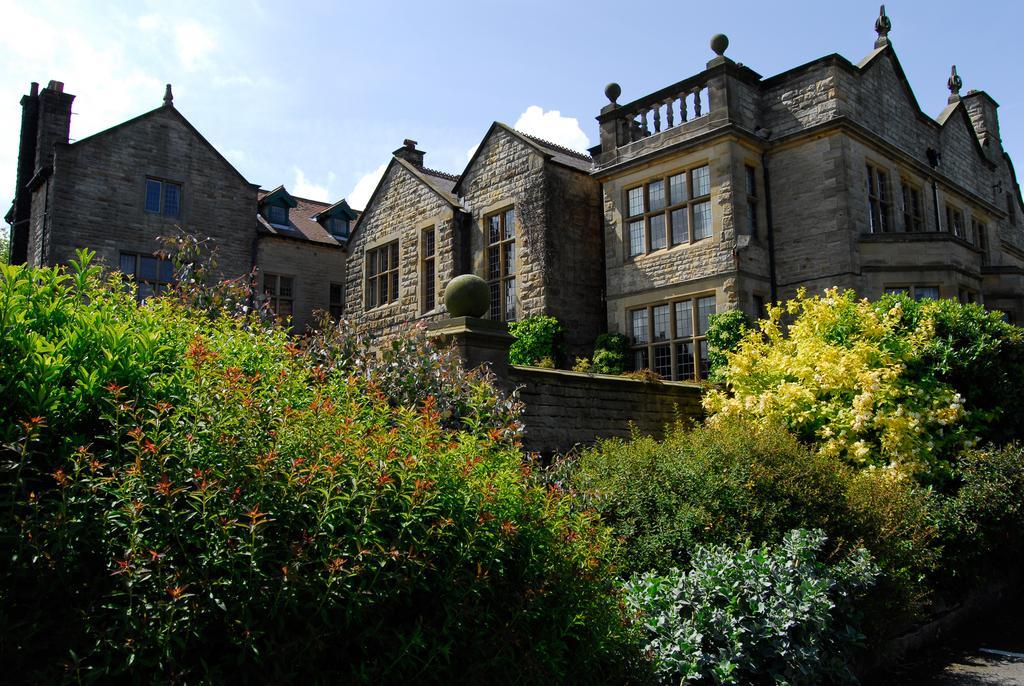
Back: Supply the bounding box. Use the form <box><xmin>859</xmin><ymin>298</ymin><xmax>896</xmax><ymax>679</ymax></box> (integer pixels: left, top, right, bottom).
<box><xmin>255</xmin><ymin>233</ymin><xmax>346</xmax><ymax>332</ymax></box>
<box><xmin>344</xmin><ymin>151</ymin><xmax>466</xmax><ymax>340</ymax></box>
<box><xmin>591</xmin><ymin>11</ymin><xmax>1024</xmax><ymax>381</ymax></box>
<box><xmin>9</xmin><ymin>10</ymin><xmax>1024</xmax><ymax>382</ymax></box>
<box><xmin>349</xmin><ymin>125</ymin><xmax>605</xmax><ymax>359</ymax></box>
<box><xmin>7</xmin><ymin>81</ymin><xmax>350</xmax><ymax>333</ymax></box>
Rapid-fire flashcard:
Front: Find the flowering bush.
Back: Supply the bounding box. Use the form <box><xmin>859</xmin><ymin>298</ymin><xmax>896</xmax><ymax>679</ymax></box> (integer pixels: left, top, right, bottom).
<box><xmin>0</xmin><ymin>256</ymin><xmax>636</xmax><ymax>684</ymax></box>
<box><xmin>703</xmin><ymin>289</ymin><xmax>1024</xmax><ymax>477</ymax></box>
<box><xmin>623</xmin><ymin>529</ymin><xmax>878</xmax><ymax>686</ymax></box>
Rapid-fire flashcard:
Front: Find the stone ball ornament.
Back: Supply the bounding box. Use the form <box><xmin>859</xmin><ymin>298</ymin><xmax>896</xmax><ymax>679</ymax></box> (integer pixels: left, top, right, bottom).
<box><xmin>605</xmin><ymin>82</ymin><xmax>622</xmax><ymax>105</ymax></box>
<box><xmin>444</xmin><ymin>274</ymin><xmax>490</xmax><ymax>318</ymax></box>
<box><xmin>710</xmin><ymin>33</ymin><xmax>729</xmax><ymax>56</ymax></box>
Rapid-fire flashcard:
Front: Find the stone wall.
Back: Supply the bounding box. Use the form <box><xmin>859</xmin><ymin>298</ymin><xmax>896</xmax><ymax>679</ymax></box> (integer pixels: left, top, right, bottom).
<box><xmin>42</xmin><ymin>106</ymin><xmax>256</xmax><ymax>279</ymax></box>
<box><xmin>255</xmin><ymin>235</ymin><xmax>346</xmax><ymax>333</ymax></box>
<box><xmin>540</xmin><ymin>163</ymin><xmax>605</xmax><ymax>359</ymax></box>
<box><xmin>343</xmin><ymin>160</ymin><xmax>460</xmax><ymax>341</ymax></box>
<box><xmin>506</xmin><ymin>366</ymin><xmax>704</xmax><ymax>454</ymax></box>
<box><xmin>459</xmin><ymin>126</ymin><xmax>606</xmax><ymax>358</ymax></box>
<box><xmin>600</xmin><ymin>137</ymin><xmax>741</xmax><ymax>337</ymax></box>
<box><xmin>461</xmin><ymin>127</ymin><xmax>550</xmax><ymax>321</ymax></box>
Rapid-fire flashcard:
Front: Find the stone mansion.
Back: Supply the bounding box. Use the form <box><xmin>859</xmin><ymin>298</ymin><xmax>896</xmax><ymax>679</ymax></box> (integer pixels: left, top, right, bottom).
<box><xmin>7</xmin><ymin>8</ymin><xmax>1024</xmax><ymax>380</ymax></box>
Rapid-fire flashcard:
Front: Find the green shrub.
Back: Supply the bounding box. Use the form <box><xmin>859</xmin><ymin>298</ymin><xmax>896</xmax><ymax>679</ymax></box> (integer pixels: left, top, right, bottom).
<box><xmin>623</xmin><ymin>529</ymin><xmax>878</xmax><ymax>686</ymax></box>
<box><xmin>933</xmin><ymin>444</ymin><xmax>1024</xmax><ymax>587</ymax></box>
<box><xmin>592</xmin><ymin>333</ymin><xmax>630</xmax><ymax>375</ymax></box>
<box><xmin>565</xmin><ymin>418</ymin><xmax>939</xmax><ymax>620</ymax></box>
<box><xmin>843</xmin><ymin>466</ymin><xmax>940</xmax><ymax>621</ymax></box>
<box><xmin>0</xmin><ymin>258</ymin><xmax>636</xmax><ymax>684</ymax></box>
<box><xmin>569</xmin><ymin>419</ymin><xmax>851</xmax><ymax>576</ymax></box>
<box><xmin>883</xmin><ymin>294</ymin><xmax>1024</xmax><ymax>447</ymax></box>
<box><xmin>705</xmin><ymin>309</ymin><xmax>749</xmax><ymax>381</ymax></box>
<box><xmin>508</xmin><ymin>315</ymin><xmax>565</xmax><ymax>367</ymax></box>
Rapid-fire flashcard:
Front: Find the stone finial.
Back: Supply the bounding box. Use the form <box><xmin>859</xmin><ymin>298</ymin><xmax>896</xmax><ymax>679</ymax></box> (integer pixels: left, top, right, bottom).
<box><xmin>710</xmin><ymin>33</ymin><xmax>729</xmax><ymax>56</ymax></box>
<box><xmin>163</xmin><ymin>84</ymin><xmax>173</xmax><ymax>107</ymax></box>
<box><xmin>604</xmin><ymin>83</ymin><xmax>621</xmax><ymax>105</ymax></box>
<box><xmin>444</xmin><ymin>274</ymin><xmax>490</xmax><ymax>318</ymax></box>
<box><xmin>947</xmin><ymin>65</ymin><xmax>963</xmax><ymax>101</ymax></box>
<box><xmin>874</xmin><ymin>5</ymin><xmax>892</xmax><ymax>47</ymax></box>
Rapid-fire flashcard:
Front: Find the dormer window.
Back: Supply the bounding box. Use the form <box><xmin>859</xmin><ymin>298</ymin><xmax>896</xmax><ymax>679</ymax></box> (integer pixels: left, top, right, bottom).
<box><xmin>312</xmin><ymin>198</ymin><xmax>357</xmax><ymax>242</ymax></box>
<box><xmin>267</xmin><ymin>204</ymin><xmax>288</xmax><ymax>226</ymax></box>
<box><xmin>259</xmin><ymin>186</ymin><xmax>299</xmax><ymax>229</ymax></box>
<box><xmin>328</xmin><ymin>216</ymin><xmax>349</xmax><ymax>238</ymax></box>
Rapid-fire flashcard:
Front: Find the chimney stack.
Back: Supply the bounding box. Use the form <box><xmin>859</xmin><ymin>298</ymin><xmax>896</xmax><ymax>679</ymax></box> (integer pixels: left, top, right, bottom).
<box><xmin>962</xmin><ymin>90</ymin><xmax>1001</xmax><ymax>151</ymax></box>
<box><xmin>393</xmin><ymin>138</ymin><xmax>425</xmax><ymax>168</ymax></box>
<box><xmin>9</xmin><ymin>82</ymin><xmax>42</xmax><ymax>264</ymax></box>
<box><xmin>34</xmin><ymin>80</ymin><xmax>75</xmax><ymax>172</ymax></box>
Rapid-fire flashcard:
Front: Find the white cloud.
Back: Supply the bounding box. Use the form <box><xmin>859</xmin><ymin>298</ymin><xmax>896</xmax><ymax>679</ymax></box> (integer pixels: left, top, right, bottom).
<box><xmin>136</xmin><ymin>15</ymin><xmax>159</xmax><ymax>31</ymax></box>
<box><xmin>291</xmin><ymin>167</ymin><xmax>334</xmax><ymax>202</ymax></box>
<box><xmin>174</xmin><ymin>20</ymin><xmax>217</xmax><ymax>71</ymax></box>
<box><xmin>465</xmin><ymin>143</ymin><xmax>479</xmax><ymax>161</ymax></box>
<box><xmin>512</xmin><ymin>106</ymin><xmax>590</xmax><ymax>152</ymax></box>
<box><xmin>346</xmin><ymin>163</ymin><xmax>388</xmax><ymax>211</ymax></box>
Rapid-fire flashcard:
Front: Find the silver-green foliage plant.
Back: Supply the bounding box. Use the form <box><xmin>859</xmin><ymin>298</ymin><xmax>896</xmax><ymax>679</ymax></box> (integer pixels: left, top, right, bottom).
<box><xmin>623</xmin><ymin>529</ymin><xmax>878</xmax><ymax>686</ymax></box>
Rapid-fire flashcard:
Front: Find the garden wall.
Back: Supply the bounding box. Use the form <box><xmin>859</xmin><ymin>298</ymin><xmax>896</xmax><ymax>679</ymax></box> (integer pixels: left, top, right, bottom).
<box><xmin>505</xmin><ymin>366</ymin><xmax>704</xmax><ymax>454</ymax></box>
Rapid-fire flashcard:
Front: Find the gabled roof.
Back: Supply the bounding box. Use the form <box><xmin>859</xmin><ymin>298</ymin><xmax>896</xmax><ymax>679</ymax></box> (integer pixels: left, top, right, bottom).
<box><xmin>256</xmin><ymin>188</ymin><xmax>345</xmax><ymax>247</ymax></box>
<box><xmin>312</xmin><ymin>198</ymin><xmax>359</xmax><ymax>222</ymax></box>
<box><xmin>760</xmin><ymin>43</ymin><xmax>992</xmax><ymax>169</ymax></box>
<box><xmin>453</xmin><ymin>121</ymin><xmax>593</xmax><ymax>194</ymax></box>
<box><xmin>69</xmin><ymin>103</ymin><xmax>254</xmax><ymax>188</ymax></box>
<box><xmin>259</xmin><ymin>185</ymin><xmax>299</xmax><ymax>208</ymax></box>
<box><xmin>856</xmin><ymin>45</ymin><xmax>991</xmax><ymax>166</ymax></box>
<box><xmin>349</xmin><ymin>156</ymin><xmax>463</xmax><ymax>242</ymax></box>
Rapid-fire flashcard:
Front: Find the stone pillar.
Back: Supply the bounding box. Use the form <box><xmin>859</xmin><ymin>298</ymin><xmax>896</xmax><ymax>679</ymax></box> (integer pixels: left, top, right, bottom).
<box><xmin>427</xmin><ymin>316</ymin><xmax>513</xmax><ymax>378</ymax></box>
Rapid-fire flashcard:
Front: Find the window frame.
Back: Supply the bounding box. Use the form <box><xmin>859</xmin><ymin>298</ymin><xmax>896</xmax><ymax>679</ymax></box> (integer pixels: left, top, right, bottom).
<box><xmin>365</xmin><ymin>240</ymin><xmax>400</xmax><ymax>310</ymax></box>
<box><xmin>624</xmin><ymin>163</ymin><xmax>712</xmax><ymax>258</ymax></box>
<box><xmin>329</xmin><ymin>282</ymin><xmax>344</xmax><ymax>319</ymax></box>
<box><xmin>420</xmin><ymin>225</ymin><xmax>437</xmax><ymax>314</ymax></box>
<box><xmin>262</xmin><ymin>272</ymin><xmax>294</xmax><ymax>319</ymax></box>
<box><xmin>900</xmin><ymin>180</ymin><xmax>924</xmax><ymax>232</ymax></box>
<box><xmin>119</xmin><ymin>251</ymin><xmax>175</xmax><ymax>301</ymax></box>
<box><xmin>945</xmin><ymin>204</ymin><xmax>966</xmax><ymax>240</ymax></box>
<box><xmin>144</xmin><ymin>178</ymin><xmax>182</xmax><ymax>218</ymax></box>
<box><xmin>745</xmin><ymin>164</ymin><xmax>759</xmax><ymax>237</ymax></box>
<box><xmin>885</xmin><ymin>285</ymin><xmax>941</xmax><ymax>301</ymax></box>
<box><xmin>866</xmin><ymin>164</ymin><xmax>892</xmax><ymax>233</ymax></box>
<box><xmin>485</xmin><ymin>208</ymin><xmax>517</xmax><ymax>322</ymax></box>
<box><xmin>628</xmin><ymin>293</ymin><xmax>716</xmax><ymax>381</ymax></box>
<box><xmin>974</xmin><ymin>218</ymin><xmax>989</xmax><ymax>256</ymax></box>
<box><xmin>266</xmin><ymin>204</ymin><xmax>289</xmax><ymax>227</ymax></box>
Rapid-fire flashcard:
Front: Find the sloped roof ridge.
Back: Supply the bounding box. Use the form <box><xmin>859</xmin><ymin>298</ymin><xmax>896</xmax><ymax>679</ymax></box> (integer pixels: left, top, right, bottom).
<box><xmin>420</xmin><ymin>166</ymin><xmax>460</xmax><ymax>181</ymax></box>
<box><xmin>517</xmin><ymin>131</ymin><xmax>593</xmax><ymax>161</ymax></box>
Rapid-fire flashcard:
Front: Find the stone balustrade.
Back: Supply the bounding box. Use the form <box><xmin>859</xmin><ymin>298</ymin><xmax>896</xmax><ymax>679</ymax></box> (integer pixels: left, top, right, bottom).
<box><xmin>598</xmin><ymin>74</ymin><xmax>711</xmax><ymax>150</ymax></box>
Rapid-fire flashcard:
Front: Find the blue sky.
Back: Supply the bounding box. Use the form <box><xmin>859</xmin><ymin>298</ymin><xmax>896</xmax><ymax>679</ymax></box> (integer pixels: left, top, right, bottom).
<box><xmin>2</xmin><ymin>0</ymin><xmax>1022</xmax><ymax>220</ymax></box>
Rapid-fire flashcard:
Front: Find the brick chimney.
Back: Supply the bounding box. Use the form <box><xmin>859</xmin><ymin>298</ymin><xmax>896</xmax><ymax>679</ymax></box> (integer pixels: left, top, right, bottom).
<box><xmin>393</xmin><ymin>138</ymin><xmax>425</xmax><ymax>167</ymax></box>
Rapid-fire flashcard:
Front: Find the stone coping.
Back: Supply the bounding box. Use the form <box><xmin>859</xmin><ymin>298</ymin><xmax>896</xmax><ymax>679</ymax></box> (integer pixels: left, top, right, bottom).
<box><xmin>510</xmin><ymin>364</ymin><xmax>704</xmax><ymax>389</ymax></box>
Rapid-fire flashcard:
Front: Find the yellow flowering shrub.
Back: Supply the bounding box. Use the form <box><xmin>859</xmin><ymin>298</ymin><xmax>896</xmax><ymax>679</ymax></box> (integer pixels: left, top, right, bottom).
<box><xmin>704</xmin><ymin>289</ymin><xmax>978</xmax><ymax>476</ymax></box>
